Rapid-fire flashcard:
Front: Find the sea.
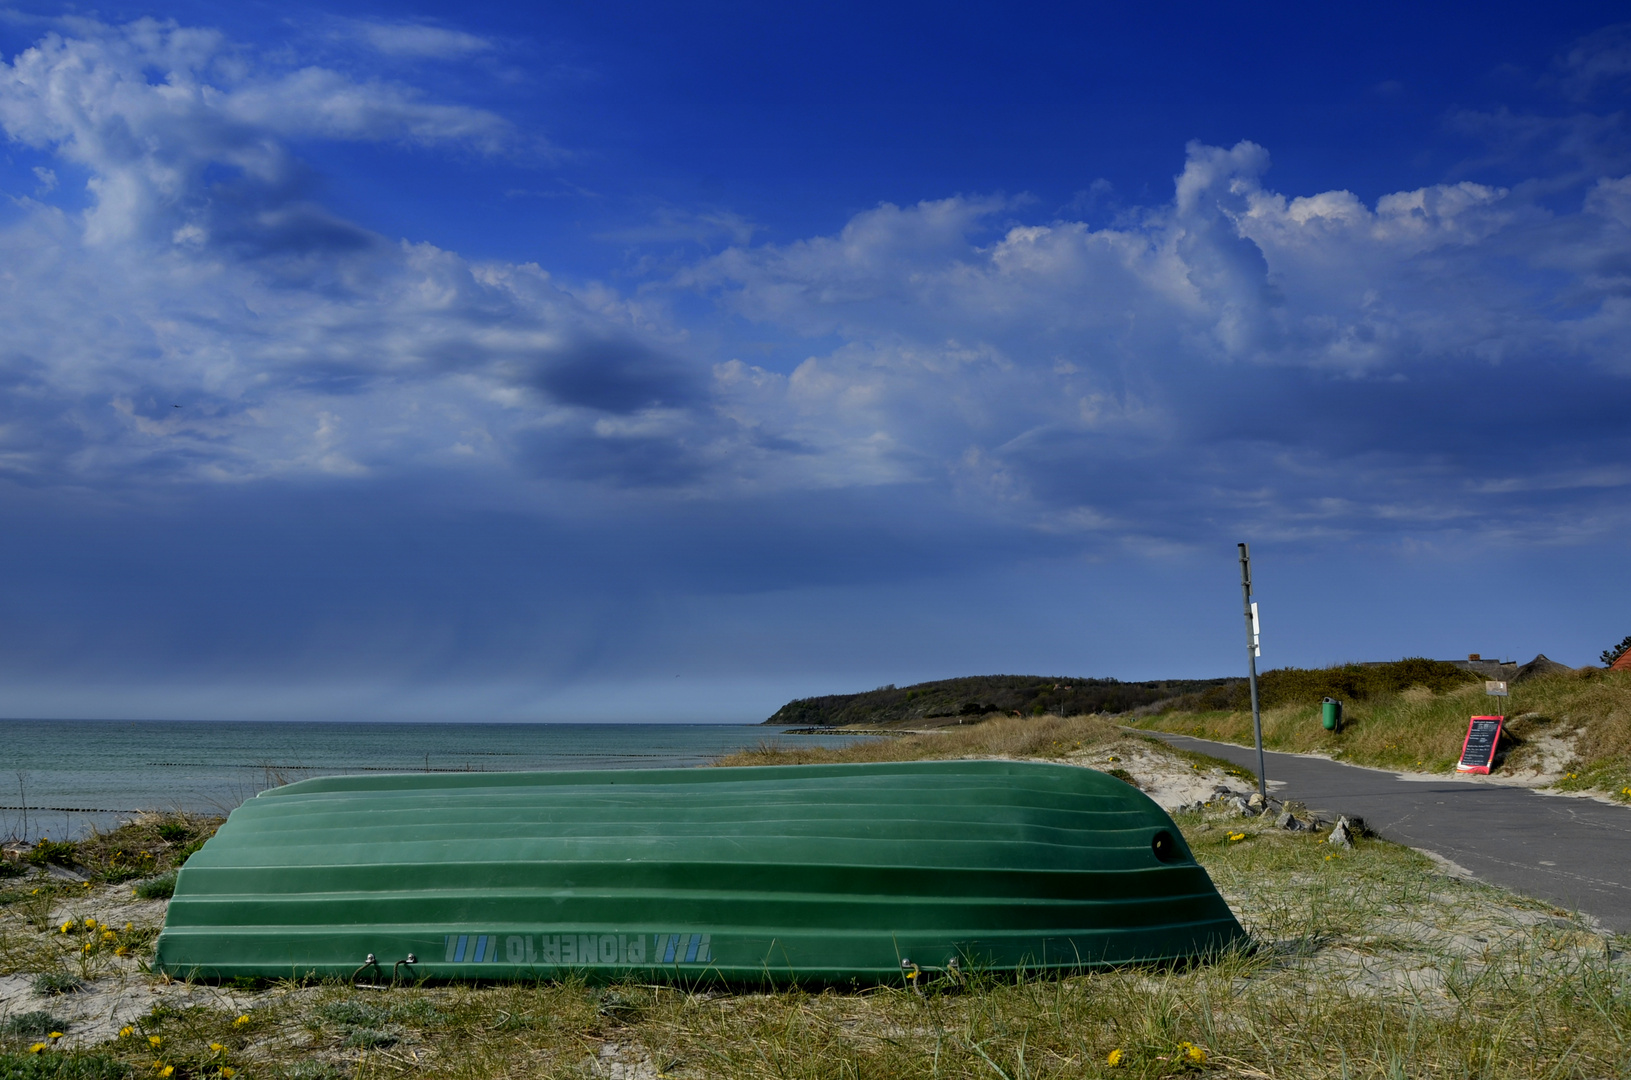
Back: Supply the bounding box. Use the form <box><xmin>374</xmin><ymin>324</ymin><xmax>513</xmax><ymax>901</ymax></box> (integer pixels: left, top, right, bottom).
<box><xmin>0</xmin><ymin>720</ymin><xmax>872</xmax><ymax>841</ymax></box>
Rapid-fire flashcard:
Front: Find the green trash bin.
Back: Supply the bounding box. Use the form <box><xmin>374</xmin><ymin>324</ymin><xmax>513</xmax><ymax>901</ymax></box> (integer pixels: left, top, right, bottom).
<box><xmin>1321</xmin><ymin>697</ymin><xmax>1342</xmax><ymax>732</ymax></box>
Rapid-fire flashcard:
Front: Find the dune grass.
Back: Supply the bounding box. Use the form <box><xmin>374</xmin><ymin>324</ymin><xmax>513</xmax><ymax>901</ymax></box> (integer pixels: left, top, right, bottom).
<box><xmin>1</xmin><ymin>812</ymin><xmax>222</xmax><ymax>892</ymax></box>
<box><xmin>1133</xmin><ymin>668</ymin><xmax>1631</xmax><ymax>793</ymax></box>
<box><xmin>4</xmin><ymin>810</ymin><xmax>1624</xmax><ymax>1078</ymax></box>
<box><xmin>718</xmin><ymin>712</ymin><xmax>1128</xmax><ymax>767</ymax></box>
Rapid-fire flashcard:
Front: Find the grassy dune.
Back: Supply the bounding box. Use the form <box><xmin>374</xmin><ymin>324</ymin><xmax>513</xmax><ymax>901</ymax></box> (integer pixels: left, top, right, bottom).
<box><xmin>5</xmin><ymin>808</ymin><xmax>1626</xmax><ymax>1078</ymax></box>
<box><xmin>719</xmin><ymin>712</ymin><xmax>1127</xmax><ymax>767</ymax></box>
<box><xmin>1133</xmin><ymin>668</ymin><xmax>1631</xmax><ymax>794</ymax></box>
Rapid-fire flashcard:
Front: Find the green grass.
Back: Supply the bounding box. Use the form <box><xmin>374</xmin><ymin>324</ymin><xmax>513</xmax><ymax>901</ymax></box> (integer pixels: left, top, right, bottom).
<box><xmin>0</xmin><ymin>812</ymin><xmax>222</xmax><ymax>892</ymax></box>
<box><xmin>29</xmin><ymin>972</ymin><xmax>84</xmax><ymax>996</ymax></box>
<box><xmin>131</xmin><ymin>874</ymin><xmax>175</xmax><ymax>901</ymax></box>
<box><xmin>6</xmin><ymin>812</ymin><xmax>1623</xmax><ymax>1079</ymax></box>
<box><xmin>716</xmin><ymin>712</ymin><xmax>1128</xmax><ymax>766</ymax></box>
<box><xmin>0</xmin><ymin>1013</ymin><xmax>70</xmax><ymax>1038</ymax></box>
<box><xmin>1134</xmin><ymin>668</ymin><xmax>1631</xmax><ymax>793</ymax></box>
<box><xmin>21</xmin><ymin>841</ymin><xmax>78</xmax><ymax>868</ymax></box>
<box><xmin>75</xmin><ymin>813</ymin><xmax>220</xmax><ymax>883</ymax></box>
<box><xmin>0</xmin><ymin>1053</ymin><xmax>134</xmax><ymax>1079</ymax></box>
<box><xmin>0</xmin><ymin>889</ymin><xmax>161</xmax><ymax>984</ymax></box>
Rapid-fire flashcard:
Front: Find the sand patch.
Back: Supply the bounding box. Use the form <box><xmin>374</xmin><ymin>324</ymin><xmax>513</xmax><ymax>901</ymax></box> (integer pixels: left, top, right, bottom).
<box><xmin>0</xmin><ymin>880</ymin><xmax>257</xmax><ymax>1048</ymax></box>
<box><xmin>987</xmin><ymin>733</ymin><xmax>1268</xmax><ymax>810</ymax></box>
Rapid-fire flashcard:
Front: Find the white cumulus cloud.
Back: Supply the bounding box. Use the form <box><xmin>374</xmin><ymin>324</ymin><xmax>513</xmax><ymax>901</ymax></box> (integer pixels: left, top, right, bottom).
<box><xmin>683</xmin><ymin>140</ymin><xmax>1631</xmax><ymax>540</ymax></box>
<box><xmin>1</xmin><ymin>18</ymin><xmax>1629</xmax><ymax>552</ymax></box>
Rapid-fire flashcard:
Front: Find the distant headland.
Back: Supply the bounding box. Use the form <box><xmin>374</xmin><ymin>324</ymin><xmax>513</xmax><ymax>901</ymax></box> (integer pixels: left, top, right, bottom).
<box><xmin>762</xmin><ymin>674</ymin><xmax>1236</xmax><ymax>728</ymax></box>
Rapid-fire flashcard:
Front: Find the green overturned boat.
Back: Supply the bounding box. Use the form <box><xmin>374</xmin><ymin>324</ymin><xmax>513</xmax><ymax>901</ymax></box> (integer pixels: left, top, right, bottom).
<box><xmin>154</xmin><ymin>760</ymin><xmax>1244</xmax><ymax>983</ymax></box>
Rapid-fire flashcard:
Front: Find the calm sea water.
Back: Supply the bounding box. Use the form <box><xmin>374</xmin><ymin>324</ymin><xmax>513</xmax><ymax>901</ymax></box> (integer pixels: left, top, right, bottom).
<box><xmin>0</xmin><ymin>720</ymin><xmax>869</xmax><ymax>840</ymax></box>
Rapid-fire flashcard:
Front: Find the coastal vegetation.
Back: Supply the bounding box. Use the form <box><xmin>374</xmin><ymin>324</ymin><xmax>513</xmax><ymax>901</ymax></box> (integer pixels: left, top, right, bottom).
<box><xmin>1133</xmin><ymin>665</ymin><xmax>1631</xmax><ymax>797</ymax></box>
<box><xmin>719</xmin><ymin>712</ymin><xmax>1253</xmax><ymax>786</ymax></box>
<box><xmin>728</xmin><ymin>712</ymin><xmax>1125</xmax><ymax>766</ymax></box>
<box><xmin>2</xmin><ymin>813</ymin><xmax>219</xmax><ymax>893</ymax></box>
<box><xmin>1143</xmin><ymin>657</ymin><xmax>1479</xmax><ymax>712</ymax></box>
<box><xmin>765</xmin><ymin>658</ymin><xmax>1631</xmax><ymax>798</ymax></box>
<box><xmin>3</xmin><ymin>796</ymin><xmax>1624</xmax><ymax>1078</ymax></box>
<box><xmin>765</xmin><ymin>674</ymin><xmax>1236</xmax><ymax>728</ymax></box>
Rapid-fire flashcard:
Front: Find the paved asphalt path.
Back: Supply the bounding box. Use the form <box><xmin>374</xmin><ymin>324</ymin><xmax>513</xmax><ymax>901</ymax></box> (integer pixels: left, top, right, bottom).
<box><xmin>1145</xmin><ymin>732</ymin><xmax>1631</xmax><ymax>934</ymax></box>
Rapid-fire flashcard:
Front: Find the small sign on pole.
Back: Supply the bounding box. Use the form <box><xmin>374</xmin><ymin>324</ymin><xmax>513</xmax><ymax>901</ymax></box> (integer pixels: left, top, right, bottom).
<box><xmin>1457</xmin><ymin>715</ymin><xmax>1505</xmax><ymax>774</ymax></box>
<box><xmin>1485</xmin><ymin>680</ymin><xmax>1508</xmax><ymax>697</ymax></box>
<box><xmin>1237</xmin><ymin>543</ymin><xmax>1267</xmax><ymax>800</ymax></box>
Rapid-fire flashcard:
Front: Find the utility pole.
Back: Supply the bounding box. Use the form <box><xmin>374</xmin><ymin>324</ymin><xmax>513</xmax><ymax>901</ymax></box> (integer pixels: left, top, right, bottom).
<box><xmin>1238</xmin><ymin>543</ymin><xmax>1266</xmax><ymax>800</ymax></box>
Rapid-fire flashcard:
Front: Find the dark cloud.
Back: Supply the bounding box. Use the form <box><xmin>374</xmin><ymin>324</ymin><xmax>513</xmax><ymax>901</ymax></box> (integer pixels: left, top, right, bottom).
<box><xmin>986</xmin><ymin>353</ymin><xmax>1631</xmax><ymax>546</ymax></box>
<box><xmin>530</xmin><ymin>337</ymin><xmax>703</xmax><ymax>413</ymax></box>
<box><xmin>212</xmin><ymin>201</ymin><xmax>379</xmax><ymax>260</ymax></box>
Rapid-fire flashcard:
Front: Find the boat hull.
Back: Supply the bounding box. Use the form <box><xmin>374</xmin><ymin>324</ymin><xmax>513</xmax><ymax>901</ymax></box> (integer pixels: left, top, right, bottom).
<box><xmin>154</xmin><ymin>759</ymin><xmax>1245</xmax><ymax>983</ymax></box>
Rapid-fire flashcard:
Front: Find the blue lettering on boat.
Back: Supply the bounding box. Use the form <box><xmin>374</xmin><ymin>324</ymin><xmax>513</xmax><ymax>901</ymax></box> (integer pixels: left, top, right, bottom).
<box><xmin>442</xmin><ymin>932</ymin><xmax>709</xmax><ymax>964</ymax></box>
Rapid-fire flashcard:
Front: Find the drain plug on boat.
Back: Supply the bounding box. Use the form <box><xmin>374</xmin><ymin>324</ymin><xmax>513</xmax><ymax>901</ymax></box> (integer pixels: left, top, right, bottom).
<box><xmin>1151</xmin><ymin>831</ymin><xmax>1181</xmax><ymax>863</ymax></box>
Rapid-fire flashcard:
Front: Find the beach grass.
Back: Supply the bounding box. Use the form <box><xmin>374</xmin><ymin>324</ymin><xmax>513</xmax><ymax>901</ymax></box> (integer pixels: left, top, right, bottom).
<box><xmin>1</xmin><ymin>812</ymin><xmax>221</xmax><ymax>895</ymax></box>
<box><xmin>717</xmin><ymin>712</ymin><xmax>1130</xmax><ymax>767</ymax></box>
<box><xmin>4</xmin><ymin>811</ymin><xmax>1625</xmax><ymax>1078</ymax></box>
<box><xmin>720</xmin><ymin>711</ymin><xmax>1261</xmax><ymax>788</ymax></box>
<box><xmin>1132</xmin><ymin>668</ymin><xmax>1631</xmax><ymax>794</ymax></box>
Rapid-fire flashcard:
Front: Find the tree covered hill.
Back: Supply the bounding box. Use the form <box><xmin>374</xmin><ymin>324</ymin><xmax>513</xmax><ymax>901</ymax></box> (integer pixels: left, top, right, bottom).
<box><xmin>764</xmin><ymin>674</ymin><xmax>1238</xmax><ymax>727</ymax></box>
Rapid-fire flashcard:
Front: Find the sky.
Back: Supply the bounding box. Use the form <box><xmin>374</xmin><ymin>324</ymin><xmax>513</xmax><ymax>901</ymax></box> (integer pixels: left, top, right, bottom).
<box><xmin>0</xmin><ymin>1</ymin><xmax>1629</xmax><ymax>721</ymax></box>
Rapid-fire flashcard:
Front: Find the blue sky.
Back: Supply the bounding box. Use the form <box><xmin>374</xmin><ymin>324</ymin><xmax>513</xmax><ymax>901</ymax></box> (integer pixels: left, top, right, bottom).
<box><xmin>1</xmin><ymin>1</ymin><xmax>1628</xmax><ymax>721</ymax></box>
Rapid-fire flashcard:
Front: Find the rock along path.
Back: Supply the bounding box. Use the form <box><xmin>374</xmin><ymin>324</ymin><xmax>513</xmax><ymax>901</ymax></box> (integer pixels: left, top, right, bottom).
<box><xmin>1145</xmin><ymin>732</ymin><xmax>1631</xmax><ymax>935</ymax></box>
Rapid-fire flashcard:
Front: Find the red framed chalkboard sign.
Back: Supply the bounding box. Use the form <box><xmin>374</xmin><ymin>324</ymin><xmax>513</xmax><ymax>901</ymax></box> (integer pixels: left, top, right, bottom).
<box><xmin>1456</xmin><ymin>715</ymin><xmax>1505</xmax><ymax>774</ymax></box>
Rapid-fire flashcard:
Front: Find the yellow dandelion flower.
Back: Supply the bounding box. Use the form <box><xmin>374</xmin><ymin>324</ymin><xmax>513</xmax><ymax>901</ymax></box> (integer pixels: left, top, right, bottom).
<box><xmin>1107</xmin><ymin>1047</ymin><xmax>1124</xmax><ymax>1066</ymax></box>
<box><xmin>115</xmin><ymin>946</ymin><xmax>130</xmax><ymax>957</ymax></box>
<box><xmin>29</xmin><ymin>1043</ymin><xmax>48</xmax><ymax>1054</ymax></box>
<box><xmin>82</xmin><ymin>881</ymin><xmax>91</xmax><ymax>889</ymax></box>
<box><xmin>160</xmin><ymin>1067</ymin><xmax>175</xmax><ymax>1078</ymax></box>
<box><xmin>210</xmin><ymin>1042</ymin><xmax>224</xmax><ymax>1052</ymax></box>
<box><xmin>221</xmin><ymin>1069</ymin><xmax>237</xmax><ymax>1079</ymax></box>
<box><xmin>148</xmin><ymin>1035</ymin><xmax>163</xmax><ymax>1048</ymax></box>
<box><xmin>59</xmin><ymin>920</ymin><xmax>74</xmax><ymax>933</ymax></box>
<box><xmin>103</xmin><ymin>931</ymin><xmax>117</xmax><ymax>942</ymax></box>
<box><xmin>82</xmin><ymin>942</ymin><xmax>95</xmax><ymax>953</ymax></box>
<box><xmin>48</xmin><ymin>1032</ymin><xmax>63</xmax><ymax>1040</ymax></box>
<box><xmin>1227</xmin><ymin>832</ymin><xmax>1245</xmax><ymax>842</ymax></box>
<box><xmin>233</xmin><ymin>1014</ymin><xmax>250</xmax><ymax>1026</ymax></box>
<box><xmin>84</xmin><ymin>918</ymin><xmax>96</xmax><ymax>928</ymax></box>
<box><xmin>119</xmin><ymin>1027</ymin><xmax>135</xmax><ymax>1039</ymax></box>
<box><xmin>125</xmin><ymin>922</ymin><xmax>133</xmax><ymax>931</ymax></box>
<box><xmin>1183</xmin><ymin>1042</ymin><xmax>1207</xmax><ymax>1064</ymax></box>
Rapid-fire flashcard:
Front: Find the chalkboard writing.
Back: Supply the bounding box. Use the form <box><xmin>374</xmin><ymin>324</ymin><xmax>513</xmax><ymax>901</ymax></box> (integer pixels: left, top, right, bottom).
<box><xmin>1457</xmin><ymin>715</ymin><xmax>1504</xmax><ymax>774</ymax></box>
